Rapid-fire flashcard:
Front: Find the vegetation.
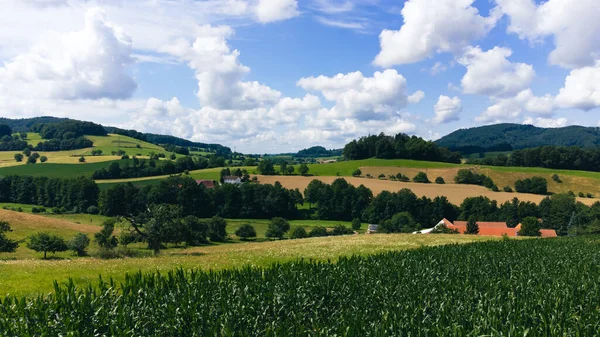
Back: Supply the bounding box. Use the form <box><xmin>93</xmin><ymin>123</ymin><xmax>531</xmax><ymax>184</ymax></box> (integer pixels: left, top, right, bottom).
<box><xmin>295</xmin><ymin>146</ymin><xmax>341</xmax><ymax>158</ymax></box>
<box><xmin>265</xmin><ymin>217</ymin><xmax>291</xmax><ymax>239</ymax></box>
<box><xmin>435</xmin><ymin>176</ymin><xmax>445</xmax><ymax>184</ymax></box>
<box><xmin>518</xmin><ymin>216</ymin><xmax>541</xmax><ymax>236</ymax></box>
<box><xmin>514</xmin><ymin>177</ymin><xmax>548</xmax><ymax>195</ymax></box>
<box><xmin>26</xmin><ymin>232</ymin><xmax>68</xmax><ymax>259</ymax></box>
<box><xmin>454</xmin><ymin>169</ymin><xmax>497</xmax><ymax>190</ymax></box>
<box><xmin>290</xmin><ymin>226</ymin><xmax>308</xmax><ymax>239</ymax></box>
<box><xmin>235</xmin><ymin>224</ymin><xmax>257</xmax><ymax>240</ymax></box>
<box><xmin>412</xmin><ymin>172</ymin><xmax>430</xmax><ymax>183</ymax></box>
<box><xmin>0</xmin><ymin>221</ymin><xmax>18</xmax><ymax>252</ymax></box>
<box><xmin>380</xmin><ymin>212</ymin><xmax>420</xmax><ymax>233</ymax></box>
<box><xmin>4</xmin><ymin>239</ymin><xmax>600</xmax><ymax>335</ymax></box>
<box><xmin>343</xmin><ymin>132</ymin><xmax>461</xmax><ymax>163</ymax></box>
<box><xmin>465</xmin><ymin>217</ymin><xmax>479</xmax><ymax>234</ymax></box>
<box><xmin>69</xmin><ymin>233</ymin><xmax>90</xmax><ymax>256</ymax></box>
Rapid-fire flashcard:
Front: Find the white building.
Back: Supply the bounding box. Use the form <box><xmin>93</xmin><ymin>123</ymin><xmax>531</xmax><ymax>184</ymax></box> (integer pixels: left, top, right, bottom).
<box><xmin>223</xmin><ymin>176</ymin><xmax>242</xmax><ymax>185</ymax></box>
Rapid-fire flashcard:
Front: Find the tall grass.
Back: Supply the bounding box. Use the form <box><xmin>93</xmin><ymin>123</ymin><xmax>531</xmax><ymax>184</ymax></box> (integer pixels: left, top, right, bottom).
<box><xmin>2</xmin><ymin>238</ymin><xmax>600</xmax><ymax>335</ymax></box>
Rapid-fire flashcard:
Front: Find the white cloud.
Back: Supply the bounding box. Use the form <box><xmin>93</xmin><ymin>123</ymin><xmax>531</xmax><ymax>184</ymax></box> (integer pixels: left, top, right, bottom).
<box><xmin>430</xmin><ymin>62</ymin><xmax>447</xmax><ymax>75</ymax></box>
<box><xmin>373</xmin><ymin>0</ymin><xmax>499</xmax><ymax>67</ymax></box>
<box><xmin>523</xmin><ymin>117</ymin><xmax>568</xmax><ymax>128</ymax></box>
<box><xmin>555</xmin><ymin>63</ymin><xmax>600</xmax><ymax>110</ymax></box>
<box><xmin>408</xmin><ymin>91</ymin><xmax>425</xmax><ymax>104</ymax></box>
<box><xmin>255</xmin><ymin>0</ymin><xmax>299</xmax><ymax>23</ymax></box>
<box><xmin>495</xmin><ymin>0</ymin><xmax>600</xmax><ymax>69</ymax></box>
<box><xmin>0</xmin><ymin>8</ymin><xmax>136</xmax><ymax>101</ymax></box>
<box><xmin>476</xmin><ymin>89</ymin><xmax>557</xmax><ymax>123</ymax></box>
<box><xmin>315</xmin><ymin>17</ymin><xmax>364</xmax><ymax>30</ymax></box>
<box><xmin>298</xmin><ymin>69</ymin><xmax>417</xmax><ymax>121</ymax></box>
<box><xmin>430</xmin><ymin>95</ymin><xmax>462</xmax><ymax>124</ymax></box>
<box><xmin>311</xmin><ymin>0</ymin><xmax>354</xmax><ymax>14</ymax></box>
<box><xmin>458</xmin><ymin>46</ymin><xmax>535</xmax><ymax>98</ymax></box>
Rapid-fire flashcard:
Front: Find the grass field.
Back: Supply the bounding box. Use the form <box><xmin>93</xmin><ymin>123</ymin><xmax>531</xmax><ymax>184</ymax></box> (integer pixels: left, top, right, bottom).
<box><xmin>0</xmin><ymin>233</ymin><xmax>494</xmax><ymax>296</ymax></box>
<box><xmin>0</xmin><ymin>160</ymin><xmax>121</xmax><ymax>178</ymax></box>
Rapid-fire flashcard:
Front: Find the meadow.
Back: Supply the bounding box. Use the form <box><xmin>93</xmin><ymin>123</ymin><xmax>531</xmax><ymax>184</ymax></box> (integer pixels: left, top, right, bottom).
<box><xmin>1</xmin><ymin>238</ymin><xmax>598</xmax><ymax>336</ymax></box>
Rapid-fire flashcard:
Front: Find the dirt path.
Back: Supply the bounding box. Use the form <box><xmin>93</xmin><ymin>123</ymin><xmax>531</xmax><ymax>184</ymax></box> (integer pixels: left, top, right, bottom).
<box><xmin>256</xmin><ymin>175</ymin><xmax>599</xmax><ymax>206</ymax></box>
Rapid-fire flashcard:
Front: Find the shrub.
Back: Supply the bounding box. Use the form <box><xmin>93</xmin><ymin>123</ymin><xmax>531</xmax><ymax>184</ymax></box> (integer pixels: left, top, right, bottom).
<box><xmin>31</xmin><ymin>152</ymin><xmax>40</xmax><ymax>159</ymax></box>
<box><xmin>22</xmin><ymin>148</ymin><xmax>31</xmax><ymax>157</ymax></box>
<box><xmin>579</xmin><ymin>192</ymin><xmax>585</xmax><ymax>198</ymax></box>
<box><xmin>587</xmin><ymin>193</ymin><xmax>594</xmax><ymax>198</ymax></box>
<box><xmin>380</xmin><ymin>212</ymin><xmax>420</xmax><ymax>233</ymax></box>
<box><xmin>118</xmin><ymin>231</ymin><xmax>139</xmax><ymax>247</ymax></box>
<box><xmin>208</xmin><ymin>216</ymin><xmax>228</xmax><ymax>242</ymax></box>
<box><xmin>27</xmin><ymin>232</ymin><xmax>68</xmax><ymax>259</ymax></box>
<box><xmin>235</xmin><ymin>224</ymin><xmax>257</xmax><ymax>241</ymax></box>
<box><xmin>0</xmin><ymin>221</ymin><xmax>18</xmax><ymax>253</ymax></box>
<box><xmin>39</xmin><ymin>156</ymin><xmax>48</xmax><ymax>163</ymax></box>
<box><xmin>413</xmin><ymin>172</ymin><xmax>430</xmax><ymax>183</ymax></box>
<box><xmin>514</xmin><ymin>177</ymin><xmax>548</xmax><ymax>195</ymax></box>
<box><xmin>95</xmin><ymin>220</ymin><xmax>118</xmax><ymax>250</ymax></box>
<box><xmin>366</xmin><ymin>174</ymin><xmax>372</xmax><ymax>179</ymax></box>
<box><xmin>518</xmin><ymin>217</ymin><xmax>541</xmax><ymax>237</ymax></box>
<box><xmin>121</xmin><ymin>155</ymin><xmax>129</xmax><ymax>160</ymax></box>
<box><xmin>552</xmin><ymin>174</ymin><xmax>562</xmax><ymax>183</ymax></box>
<box><xmin>265</xmin><ymin>217</ymin><xmax>291</xmax><ymax>240</ymax></box>
<box><xmin>396</xmin><ymin>173</ymin><xmax>409</xmax><ymax>182</ymax></box>
<box><xmin>79</xmin><ymin>156</ymin><xmax>86</xmax><ymax>163</ymax></box>
<box><xmin>69</xmin><ymin>233</ymin><xmax>90</xmax><ymax>256</ymax></box>
<box><xmin>465</xmin><ymin>217</ymin><xmax>479</xmax><ymax>235</ymax></box>
<box><xmin>351</xmin><ymin>169</ymin><xmax>361</xmax><ymax>177</ymax></box>
<box><xmin>378</xmin><ymin>174</ymin><xmax>385</xmax><ymax>179</ymax></box>
<box><xmin>26</xmin><ymin>156</ymin><xmax>37</xmax><ymax>164</ymax></box>
<box><xmin>352</xmin><ymin>218</ymin><xmax>361</xmax><ymax>231</ymax></box>
<box><xmin>308</xmin><ymin>226</ymin><xmax>328</xmax><ymax>237</ymax></box>
<box><xmin>31</xmin><ymin>207</ymin><xmax>46</xmax><ymax>214</ymax></box>
<box><xmin>435</xmin><ymin>177</ymin><xmax>445</xmax><ymax>184</ymax></box>
<box><xmin>430</xmin><ymin>224</ymin><xmax>460</xmax><ymax>234</ymax></box>
<box><xmin>331</xmin><ymin>225</ymin><xmax>354</xmax><ymax>236</ymax></box>
<box><xmin>86</xmin><ymin>206</ymin><xmax>100</xmax><ymax>214</ymax></box>
<box><xmin>503</xmin><ymin>186</ymin><xmax>513</xmax><ymax>193</ymax></box>
<box><xmin>52</xmin><ymin>207</ymin><xmax>62</xmax><ymax>215</ymax></box>
<box><xmin>290</xmin><ymin>227</ymin><xmax>308</xmax><ymax>239</ymax></box>
<box><xmin>454</xmin><ymin>169</ymin><xmax>496</xmax><ymax>190</ymax></box>
<box><xmin>14</xmin><ymin>153</ymin><xmax>23</xmax><ymax>162</ymax></box>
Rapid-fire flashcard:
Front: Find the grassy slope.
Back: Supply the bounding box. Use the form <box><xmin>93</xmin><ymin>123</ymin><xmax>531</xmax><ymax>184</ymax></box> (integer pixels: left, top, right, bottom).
<box><xmin>0</xmin><ymin>160</ymin><xmax>122</xmax><ymax>178</ymax></box>
<box><xmin>0</xmin><ymin>234</ymin><xmax>496</xmax><ymax>296</ymax></box>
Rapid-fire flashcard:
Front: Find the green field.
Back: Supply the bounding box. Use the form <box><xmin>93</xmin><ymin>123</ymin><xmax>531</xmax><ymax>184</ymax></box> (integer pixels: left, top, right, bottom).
<box><xmin>298</xmin><ymin>158</ymin><xmax>459</xmax><ymax>176</ymax></box>
<box><xmin>2</xmin><ymin>238</ymin><xmax>597</xmax><ymax>336</ymax></box>
<box><xmin>0</xmin><ymin>160</ymin><xmax>121</xmax><ymax>178</ymax></box>
<box><xmin>84</xmin><ymin>134</ymin><xmax>166</xmax><ymax>157</ymax></box>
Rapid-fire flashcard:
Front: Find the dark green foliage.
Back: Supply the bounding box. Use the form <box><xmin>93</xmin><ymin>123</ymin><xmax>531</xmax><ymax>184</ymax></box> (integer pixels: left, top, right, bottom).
<box><xmin>265</xmin><ymin>217</ymin><xmax>291</xmax><ymax>239</ymax></box>
<box><xmin>69</xmin><ymin>233</ymin><xmax>90</xmax><ymax>256</ymax></box>
<box><xmin>299</xmin><ymin>163</ymin><xmax>309</xmax><ymax>176</ymax></box>
<box><xmin>26</xmin><ymin>232</ymin><xmax>68</xmax><ymax>259</ymax></box>
<box><xmin>26</xmin><ymin>156</ymin><xmax>37</xmax><ymax>164</ymax></box>
<box><xmin>454</xmin><ymin>169</ymin><xmax>497</xmax><ymax>190</ymax></box>
<box><xmin>308</xmin><ymin>226</ymin><xmax>328</xmax><ymax>237</ymax></box>
<box><xmin>579</xmin><ymin>192</ymin><xmax>585</xmax><ymax>198</ymax></box>
<box><xmin>95</xmin><ymin>220</ymin><xmax>118</xmax><ymax>251</ymax></box>
<box><xmin>0</xmin><ymin>124</ymin><xmax>11</xmax><ymax>138</ymax></box>
<box><xmin>465</xmin><ymin>217</ymin><xmax>479</xmax><ymax>234</ymax></box>
<box><xmin>378</xmin><ymin>173</ymin><xmax>385</xmax><ymax>179</ymax></box>
<box><xmin>0</xmin><ymin>221</ymin><xmax>18</xmax><ymax>253</ymax></box>
<box><xmin>435</xmin><ymin>177</ymin><xmax>445</xmax><ymax>184</ymax></box>
<box><xmin>257</xmin><ymin>159</ymin><xmax>276</xmax><ymax>175</ymax></box>
<box><xmin>295</xmin><ymin>146</ymin><xmax>342</xmax><ymax>157</ymax></box>
<box><xmin>30</xmin><ymin>153</ymin><xmax>40</xmax><ymax>159</ymax></box>
<box><xmin>290</xmin><ymin>227</ymin><xmax>308</xmax><ymax>239</ymax></box>
<box><xmin>514</xmin><ymin>177</ymin><xmax>548</xmax><ymax>195</ymax></box>
<box><xmin>235</xmin><ymin>224</ymin><xmax>257</xmax><ymax>240</ymax></box>
<box><xmin>351</xmin><ymin>218</ymin><xmax>361</xmax><ymax>230</ymax></box>
<box><xmin>31</xmin><ymin>120</ymin><xmax>106</xmax><ymax>139</ymax></box>
<box><xmin>518</xmin><ymin>217</ymin><xmax>541</xmax><ymax>236</ymax></box>
<box><xmin>22</xmin><ymin>148</ymin><xmax>31</xmax><ymax>156</ymax></box>
<box><xmin>430</xmin><ymin>224</ymin><xmax>459</xmax><ymax>234</ymax></box>
<box><xmin>31</xmin><ymin>207</ymin><xmax>46</xmax><ymax>213</ymax></box>
<box><xmin>331</xmin><ymin>224</ymin><xmax>354</xmax><ymax>236</ymax></box>
<box><xmin>503</xmin><ymin>186</ymin><xmax>513</xmax><ymax>193</ymax></box>
<box><xmin>5</xmin><ymin>240</ymin><xmax>600</xmax><ymax>335</ymax></box>
<box><xmin>118</xmin><ymin>231</ymin><xmax>139</xmax><ymax>247</ymax></box>
<box><xmin>13</xmin><ymin>153</ymin><xmax>23</xmax><ymax>162</ymax></box>
<box><xmin>93</xmin><ymin>156</ymin><xmax>210</xmax><ymax>180</ymax></box>
<box><xmin>352</xmin><ymin>169</ymin><xmax>361</xmax><ymax>177</ymax></box>
<box><xmin>303</xmin><ymin>178</ymin><xmax>373</xmax><ymax>221</ymax></box>
<box><xmin>412</xmin><ymin>172</ymin><xmax>430</xmax><ymax>183</ymax></box>
<box><xmin>395</xmin><ymin>173</ymin><xmax>409</xmax><ymax>182</ymax></box>
<box><xmin>39</xmin><ymin>156</ymin><xmax>47</xmax><ymax>163</ymax></box>
<box><xmin>79</xmin><ymin>156</ymin><xmax>86</xmax><ymax>163</ymax></box>
<box><xmin>380</xmin><ymin>212</ymin><xmax>421</xmax><ymax>233</ymax></box>
<box><xmin>208</xmin><ymin>216</ymin><xmax>227</xmax><ymax>242</ymax></box>
<box><xmin>86</xmin><ymin>206</ymin><xmax>99</xmax><ymax>214</ymax></box>
<box><xmin>552</xmin><ymin>174</ymin><xmax>562</xmax><ymax>183</ymax></box>
<box><xmin>343</xmin><ymin>132</ymin><xmax>461</xmax><ymax>163</ymax></box>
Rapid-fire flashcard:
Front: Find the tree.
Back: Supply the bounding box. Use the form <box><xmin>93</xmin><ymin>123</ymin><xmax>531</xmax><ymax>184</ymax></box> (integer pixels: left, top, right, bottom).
<box><xmin>552</xmin><ymin>174</ymin><xmax>562</xmax><ymax>183</ymax></box>
<box><xmin>133</xmin><ymin>204</ymin><xmax>183</xmax><ymax>253</ymax></box>
<box><xmin>27</xmin><ymin>232</ymin><xmax>68</xmax><ymax>259</ymax></box>
<box><xmin>518</xmin><ymin>216</ymin><xmax>541</xmax><ymax>236</ymax></box>
<box><xmin>95</xmin><ymin>220</ymin><xmax>118</xmax><ymax>250</ymax></box>
<box><xmin>290</xmin><ymin>227</ymin><xmax>308</xmax><ymax>239</ymax></box>
<box><xmin>31</xmin><ymin>152</ymin><xmax>40</xmax><ymax>159</ymax></box>
<box><xmin>69</xmin><ymin>233</ymin><xmax>90</xmax><ymax>256</ymax></box>
<box><xmin>503</xmin><ymin>186</ymin><xmax>513</xmax><ymax>192</ymax></box>
<box><xmin>79</xmin><ymin>156</ymin><xmax>86</xmax><ymax>163</ymax></box>
<box><xmin>26</xmin><ymin>156</ymin><xmax>36</xmax><ymax>164</ymax></box>
<box><xmin>352</xmin><ymin>169</ymin><xmax>362</xmax><ymax>177</ymax></box>
<box><xmin>0</xmin><ymin>221</ymin><xmax>18</xmax><ymax>253</ymax></box>
<box><xmin>279</xmin><ymin>162</ymin><xmax>288</xmax><ymax>175</ymax></box>
<box><xmin>235</xmin><ymin>224</ymin><xmax>257</xmax><ymax>240</ymax></box>
<box><xmin>435</xmin><ymin>177</ymin><xmax>445</xmax><ymax>184</ymax></box>
<box><xmin>413</xmin><ymin>172</ymin><xmax>430</xmax><ymax>183</ymax></box>
<box><xmin>380</xmin><ymin>212</ymin><xmax>420</xmax><ymax>233</ymax></box>
<box><xmin>0</xmin><ymin>124</ymin><xmax>11</xmax><ymax>138</ymax></box>
<box><xmin>352</xmin><ymin>218</ymin><xmax>362</xmax><ymax>231</ymax></box>
<box><xmin>170</xmin><ymin>153</ymin><xmax>177</xmax><ymax>160</ymax></box>
<box><xmin>308</xmin><ymin>226</ymin><xmax>328</xmax><ymax>237</ymax></box>
<box><xmin>23</xmin><ymin>148</ymin><xmax>31</xmax><ymax>157</ymax></box>
<box><xmin>287</xmin><ymin>166</ymin><xmax>295</xmax><ymax>175</ymax></box>
<box><xmin>257</xmin><ymin>159</ymin><xmax>276</xmax><ymax>175</ymax></box>
<box><xmin>14</xmin><ymin>153</ymin><xmax>23</xmax><ymax>162</ymax></box>
<box><xmin>208</xmin><ymin>216</ymin><xmax>228</xmax><ymax>242</ymax></box>
<box><xmin>19</xmin><ymin>132</ymin><xmax>27</xmax><ymax>140</ymax></box>
<box><xmin>39</xmin><ymin>156</ymin><xmax>48</xmax><ymax>163</ymax></box>
<box><xmin>465</xmin><ymin>217</ymin><xmax>479</xmax><ymax>234</ymax></box>
<box><xmin>265</xmin><ymin>217</ymin><xmax>290</xmax><ymax>239</ymax></box>
<box><xmin>299</xmin><ymin>163</ymin><xmax>309</xmax><ymax>176</ymax></box>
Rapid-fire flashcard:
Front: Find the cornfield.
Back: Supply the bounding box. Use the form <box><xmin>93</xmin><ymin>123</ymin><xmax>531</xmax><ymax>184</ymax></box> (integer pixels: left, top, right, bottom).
<box><xmin>2</xmin><ymin>238</ymin><xmax>600</xmax><ymax>336</ymax></box>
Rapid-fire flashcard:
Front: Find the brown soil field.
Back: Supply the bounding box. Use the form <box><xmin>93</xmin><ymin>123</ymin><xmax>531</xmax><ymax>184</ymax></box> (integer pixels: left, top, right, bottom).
<box><xmin>257</xmin><ymin>175</ymin><xmax>599</xmax><ymax>206</ymax></box>
<box><xmin>0</xmin><ymin>209</ymin><xmax>100</xmax><ymax>240</ymax></box>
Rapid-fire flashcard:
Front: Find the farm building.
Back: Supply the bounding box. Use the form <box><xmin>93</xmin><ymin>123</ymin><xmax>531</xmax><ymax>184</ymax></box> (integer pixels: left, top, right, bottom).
<box><xmin>223</xmin><ymin>176</ymin><xmax>242</xmax><ymax>185</ymax></box>
<box><xmin>196</xmin><ymin>180</ymin><xmax>216</xmax><ymax>189</ymax></box>
<box><xmin>416</xmin><ymin>218</ymin><xmax>557</xmax><ymax>237</ymax></box>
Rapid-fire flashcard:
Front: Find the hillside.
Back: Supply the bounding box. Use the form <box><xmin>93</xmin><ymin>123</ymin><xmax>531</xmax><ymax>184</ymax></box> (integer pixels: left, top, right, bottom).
<box><xmin>435</xmin><ymin>123</ymin><xmax>600</xmax><ymax>152</ymax></box>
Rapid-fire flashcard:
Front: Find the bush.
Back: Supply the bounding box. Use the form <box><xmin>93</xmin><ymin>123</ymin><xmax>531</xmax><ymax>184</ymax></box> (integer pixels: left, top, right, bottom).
<box><xmin>413</xmin><ymin>172</ymin><xmax>430</xmax><ymax>183</ymax></box>
<box><xmin>121</xmin><ymin>155</ymin><xmax>129</xmax><ymax>160</ymax></box>
<box><xmin>454</xmin><ymin>169</ymin><xmax>496</xmax><ymax>190</ymax></box>
<box><xmin>27</xmin><ymin>232</ymin><xmax>68</xmax><ymax>259</ymax></box>
<box><xmin>331</xmin><ymin>225</ymin><xmax>354</xmax><ymax>236</ymax></box>
<box><xmin>235</xmin><ymin>224</ymin><xmax>257</xmax><ymax>240</ymax></box>
<box><xmin>352</xmin><ymin>218</ymin><xmax>361</xmax><ymax>231</ymax></box>
<box><xmin>366</xmin><ymin>174</ymin><xmax>372</xmax><ymax>179</ymax></box>
<box><xmin>26</xmin><ymin>156</ymin><xmax>37</xmax><ymax>164</ymax></box>
<box><xmin>31</xmin><ymin>207</ymin><xmax>46</xmax><ymax>214</ymax></box>
<box><xmin>208</xmin><ymin>216</ymin><xmax>228</xmax><ymax>242</ymax></box>
<box><xmin>579</xmin><ymin>192</ymin><xmax>585</xmax><ymax>198</ymax></box>
<box><xmin>430</xmin><ymin>224</ymin><xmax>460</xmax><ymax>234</ymax></box>
<box><xmin>308</xmin><ymin>226</ymin><xmax>328</xmax><ymax>237</ymax></box>
<box><xmin>31</xmin><ymin>152</ymin><xmax>40</xmax><ymax>159</ymax></box>
<box><xmin>552</xmin><ymin>174</ymin><xmax>562</xmax><ymax>183</ymax></box>
<box><xmin>14</xmin><ymin>153</ymin><xmax>23</xmax><ymax>162</ymax></box>
<box><xmin>86</xmin><ymin>206</ymin><xmax>100</xmax><ymax>214</ymax></box>
<box><xmin>352</xmin><ymin>169</ymin><xmax>362</xmax><ymax>177</ymax></box>
<box><xmin>518</xmin><ymin>216</ymin><xmax>541</xmax><ymax>236</ymax></box>
<box><xmin>0</xmin><ymin>221</ymin><xmax>18</xmax><ymax>253</ymax></box>
<box><xmin>23</xmin><ymin>148</ymin><xmax>31</xmax><ymax>157</ymax></box>
<box><xmin>514</xmin><ymin>177</ymin><xmax>548</xmax><ymax>195</ymax></box>
<box><xmin>396</xmin><ymin>173</ymin><xmax>410</xmax><ymax>182</ymax></box>
<box><xmin>290</xmin><ymin>227</ymin><xmax>308</xmax><ymax>239</ymax></box>
<box><xmin>118</xmin><ymin>231</ymin><xmax>139</xmax><ymax>247</ymax></box>
<box><xmin>378</xmin><ymin>174</ymin><xmax>385</xmax><ymax>179</ymax></box>
<box><xmin>435</xmin><ymin>177</ymin><xmax>445</xmax><ymax>184</ymax></box>
<box><xmin>78</xmin><ymin>156</ymin><xmax>85</xmax><ymax>163</ymax></box>
<box><xmin>52</xmin><ymin>207</ymin><xmax>62</xmax><ymax>214</ymax></box>
<box><xmin>380</xmin><ymin>212</ymin><xmax>421</xmax><ymax>233</ymax></box>
<box><xmin>265</xmin><ymin>217</ymin><xmax>291</xmax><ymax>240</ymax></box>
<box><xmin>95</xmin><ymin>220</ymin><xmax>118</xmax><ymax>250</ymax></box>
<box><xmin>39</xmin><ymin>156</ymin><xmax>48</xmax><ymax>163</ymax></box>
<box><xmin>587</xmin><ymin>193</ymin><xmax>594</xmax><ymax>198</ymax></box>
<box><xmin>503</xmin><ymin>186</ymin><xmax>513</xmax><ymax>193</ymax></box>
<box><xmin>69</xmin><ymin>233</ymin><xmax>90</xmax><ymax>256</ymax></box>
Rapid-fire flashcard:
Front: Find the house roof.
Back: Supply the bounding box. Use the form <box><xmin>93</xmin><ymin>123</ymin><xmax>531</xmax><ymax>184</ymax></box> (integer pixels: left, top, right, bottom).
<box><xmin>223</xmin><ymin>176</ymin><xmax>241</xmax><ymax>180</ymax></box>
<box><xmin>453</xmin><ymin>221</ymin><xmax>508</xmax><ymax>229</ymax></box>
<box><xmin>540</xmin><ymin>229</ymin><xmax>558</xmax><ymax>237</ymax></box>
<box><xmin>196</xmin><ymin>180</ymin><xmax>215</xmax><ymax>188</ymax></box>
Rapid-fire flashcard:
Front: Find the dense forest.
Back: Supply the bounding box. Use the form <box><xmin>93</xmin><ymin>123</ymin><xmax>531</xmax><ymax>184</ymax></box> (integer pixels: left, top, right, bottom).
<box><xmin>0</xmin><ymin>116</ymin><xmax>73</xmax><ymax>133</ymax></box>
<box><xmin>2</xmin><ymin>174</ymin><xmax>596</xmax><ymax>236</ymax></box>
<box><xmin>436</xmin><ymin>123</ymin><xmax>600</xmax><ymax>151</ymax></box>
<box><xmin>343</xmin><ymin>133</ymin><xmax>461</xmax><ymax>163</ymax></box>
<box><xmin>467</xmin><ymin>146</ymin><xmax>600</xmax><ymax>173</ymax></box>
<box><xmin>295</xmin><ymin>146</ymin><xmax>342</xmax><ymax>158</ymax></box>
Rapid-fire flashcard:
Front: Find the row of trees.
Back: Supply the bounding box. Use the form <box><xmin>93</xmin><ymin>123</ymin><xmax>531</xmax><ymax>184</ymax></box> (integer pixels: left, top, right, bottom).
<box><xmin>30</xmin><ymin>121</ymin><xmax>107</xmax><ymax>140</ymax></box>
<box><xmin>342</xmin><ymin>133</ymin><xmax>461</xmax><ymax>163</ymax></box>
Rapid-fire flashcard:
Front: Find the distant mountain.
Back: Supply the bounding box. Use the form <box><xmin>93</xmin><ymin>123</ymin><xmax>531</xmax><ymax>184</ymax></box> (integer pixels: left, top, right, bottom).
<box><xmin>0</xmin><ymin>116</ymin><xmax>231</xmax><ymax>154</ymax></box>
<box><xmin>435</xmin><ymin>124</ymin><xmax>600</xmax><ymax>153</ymax></box>
<box><xmin>295</xmin><ymin>146</ymin><xmax>342</xmax><ymax>158</ymax></box>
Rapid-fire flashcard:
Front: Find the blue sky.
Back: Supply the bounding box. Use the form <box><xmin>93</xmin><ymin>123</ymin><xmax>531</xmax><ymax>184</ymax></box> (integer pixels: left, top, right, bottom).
<box><xmin>0</xmin><ymin>0</ymin><xmax>599</xmax><ymax>153</ymax></box>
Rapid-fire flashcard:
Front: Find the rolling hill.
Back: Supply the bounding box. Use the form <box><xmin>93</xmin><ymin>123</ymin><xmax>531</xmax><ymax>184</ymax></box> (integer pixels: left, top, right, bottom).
<box><xmin>435</xmin><ymin>123</ymin><xmax>600</xmax><ymax>152</ymax></box>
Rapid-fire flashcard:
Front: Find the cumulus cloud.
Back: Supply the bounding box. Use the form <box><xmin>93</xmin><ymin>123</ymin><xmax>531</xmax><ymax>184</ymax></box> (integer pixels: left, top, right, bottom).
<box><xmin>0</xmin><ymin>8</ymin><xmax>136</xmax><ymax>101</ymax></box>
<box><xmin>523</xmin><ymin>116</ymin><xmax>568</xmax><ymax>128</ymax></box>
<box><xmin>555</xmin><ymin>63</ymin><xmax>600</xmax><ymax>110</ymax></box>
<box><xmin>373</xmin><ymin>0</ymin><xmax>499</xmax><ymax>66</ymax></box>
<box><xmin>495</xmin><ymin>0</ymin><xmax>600</xmax><ymax>69</ymax></box>
<box><xmin>408</xmin><ymin>91</ymin><xmax>425</xmax><ymax>104</ymax></box>
<box><xmin>430</xmin><ymin>96</ymin><xmax>462</xmax><ymax>124</ymax></box>
<box><xmin>476</xmin><ymin>89</ymin><xmax>557</xmax><ymax>123</ymax></box>
<box><xmin>458</xmin><ymin>46</ymin><xmax>535</xmax><ymax>98</ymax></box>
<box><xmin>255</xmin><ymin>0</ymin><xmax>299</xmax><ymax>23</ymax></box>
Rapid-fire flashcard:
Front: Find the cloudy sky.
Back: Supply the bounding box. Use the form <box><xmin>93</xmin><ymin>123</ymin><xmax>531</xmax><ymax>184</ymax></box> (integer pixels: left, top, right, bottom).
<box><xmin>0</xmin><ymin>0</ymin><xmax>599</xmax><ymax>153</ymax></box>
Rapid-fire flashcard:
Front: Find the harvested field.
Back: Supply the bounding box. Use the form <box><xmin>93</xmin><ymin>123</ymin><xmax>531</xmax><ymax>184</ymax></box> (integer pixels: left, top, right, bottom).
<box><xmin>257</xmin><ymin>175</ymin><xmax>600</xmax><ymax>206</ymax></box>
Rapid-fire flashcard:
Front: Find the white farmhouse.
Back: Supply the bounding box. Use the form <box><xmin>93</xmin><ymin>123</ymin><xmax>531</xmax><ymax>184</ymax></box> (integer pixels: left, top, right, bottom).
<box><xmin>223</xmin><ymin>176</ymin><xmax>242</xmax><ymax>185</ymax></box>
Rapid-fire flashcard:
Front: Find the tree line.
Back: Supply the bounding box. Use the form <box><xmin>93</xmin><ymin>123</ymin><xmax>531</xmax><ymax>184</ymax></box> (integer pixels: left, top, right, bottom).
<box><xmin>93</xmin><ymin>156</ymin><xmax>213</xmax><ymax>180</ymax></box>
<box><xmin>342</xmin><ymin>132</ymin><xmax>461</xmax><ymax>163</ymax></box>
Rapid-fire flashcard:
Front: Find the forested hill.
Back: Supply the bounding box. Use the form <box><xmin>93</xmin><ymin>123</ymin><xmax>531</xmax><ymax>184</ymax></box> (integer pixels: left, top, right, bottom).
<box><xmin>435</xmin><ymin>124</ymin><xmax>600</xmax><ymax>153</ymax></box>
<box><xmin>0</xmin><ymin>117</ymin><xmax>231</xmax><ymax>154</ymax></box>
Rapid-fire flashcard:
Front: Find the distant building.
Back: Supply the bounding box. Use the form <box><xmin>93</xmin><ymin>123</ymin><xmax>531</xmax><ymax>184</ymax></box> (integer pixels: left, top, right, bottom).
<box><xmin>223</xmin><ymin>176</ymin><xmax>242</xmax><ymax>185</ymax></box>
<box><xmin>366</xmin><ymin>224</ymin><xmax>379</xmax><ymax>234</ymax></box>
<box><xmin>196</xmin><ymin>180</ymin><xmax>216</xmax><ymax>189</ymax></box>
<box><xmin>414</xmin><ymin>218</ymin><xmax>558</xmax><ymax>237</ymax></box>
